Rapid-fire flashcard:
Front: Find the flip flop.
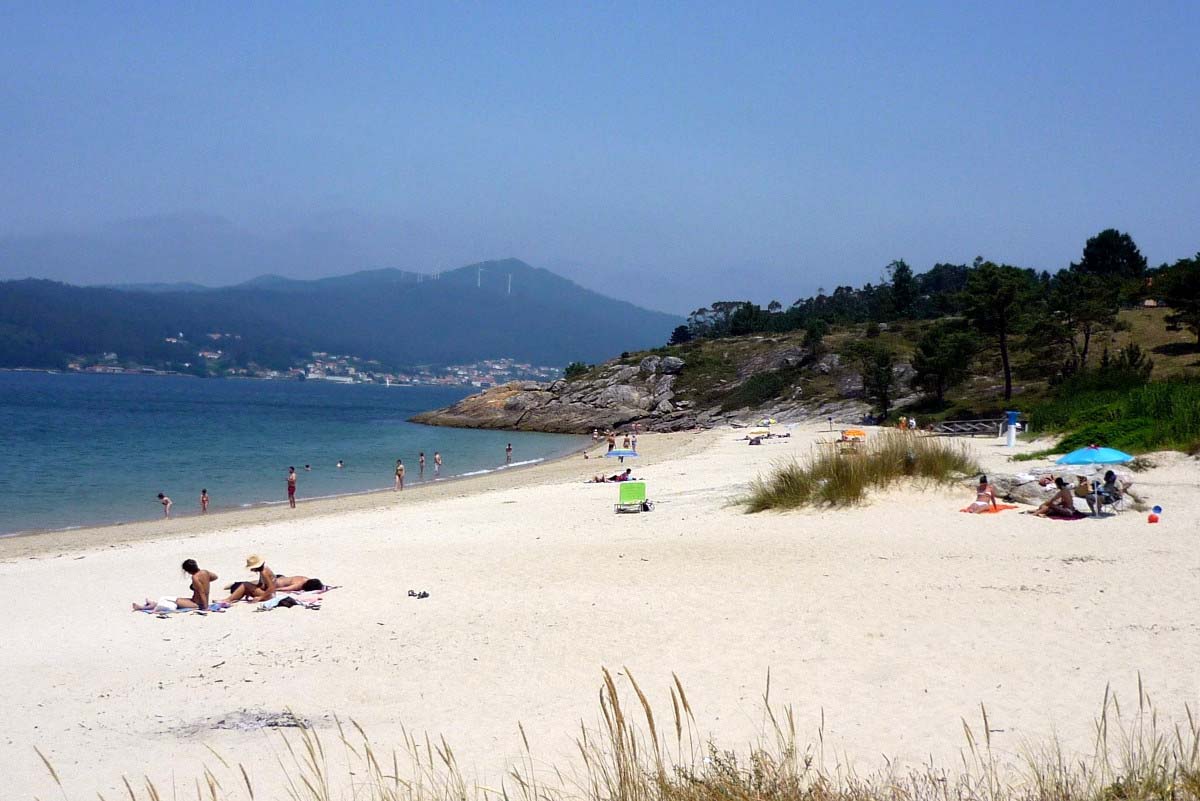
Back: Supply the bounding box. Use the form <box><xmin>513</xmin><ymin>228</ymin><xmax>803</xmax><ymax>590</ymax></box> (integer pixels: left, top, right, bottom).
<box><xmin>416</xmin><ymin>591</ymin><xmax>429</xmax><ymax>599</ymax></box>
<box><xmin>407</xmin><ymin>590</ymin><xmax>417</xmax><ymax>597</ymax></box>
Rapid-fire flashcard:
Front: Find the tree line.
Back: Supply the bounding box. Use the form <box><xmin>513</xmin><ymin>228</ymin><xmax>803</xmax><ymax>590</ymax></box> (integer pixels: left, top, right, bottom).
<box><xmin>667</xmin><ymin>229</ymin><xmax>1200</xmax><ymax>418</ymax></box>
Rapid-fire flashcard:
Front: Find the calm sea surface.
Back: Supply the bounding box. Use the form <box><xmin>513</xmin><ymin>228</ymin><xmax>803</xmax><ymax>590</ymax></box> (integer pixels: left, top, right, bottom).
<box><xmin>0</xmin><ymin>372</ymin><xmax>585</xmax><ymax>535</ymax></box>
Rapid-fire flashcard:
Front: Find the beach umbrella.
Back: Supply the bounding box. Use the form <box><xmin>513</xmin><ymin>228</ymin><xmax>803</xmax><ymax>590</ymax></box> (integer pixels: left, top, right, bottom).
<box><xmin>605</xmin><ymin>448</ymin><xmax>638</xmax><ymax>464</ymax></box>
<box><xmin>1056</xmin><ymin>446</ymin><xmax>1134</xmax><ymax>466</ymax></box>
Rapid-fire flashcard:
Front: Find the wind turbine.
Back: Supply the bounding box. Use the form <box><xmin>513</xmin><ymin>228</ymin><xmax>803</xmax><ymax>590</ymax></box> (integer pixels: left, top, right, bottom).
<box><xmin>506</xmin><ymin>273</ymin><xmax>512</xmax><ymax>296</ymax></box>
<box><xmin>477</xmin><ymin>266</ymin><xmax>488</xmax><ymax>288</ymax></box>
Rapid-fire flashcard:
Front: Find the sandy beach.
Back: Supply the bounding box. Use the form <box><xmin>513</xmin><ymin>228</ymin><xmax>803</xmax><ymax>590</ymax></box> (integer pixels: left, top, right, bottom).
<box><xmin>3</xmin><ymin>425</ymin><xmax>1198</xmax><ymax>799</ymax></box>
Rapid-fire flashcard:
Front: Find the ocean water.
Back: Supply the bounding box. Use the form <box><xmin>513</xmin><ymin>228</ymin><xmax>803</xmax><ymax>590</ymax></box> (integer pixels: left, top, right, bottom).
<box><xmin>0</xmin><ymin>372</ymin><xmax>585</xmax><ymax>535</ymax></box>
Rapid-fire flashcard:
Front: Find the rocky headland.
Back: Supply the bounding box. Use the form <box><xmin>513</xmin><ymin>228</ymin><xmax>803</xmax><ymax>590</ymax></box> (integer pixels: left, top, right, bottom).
<box><xmin>412</xmin><ymin>339</ymin><xmax>919</xmax><ymax>433</ymax></box>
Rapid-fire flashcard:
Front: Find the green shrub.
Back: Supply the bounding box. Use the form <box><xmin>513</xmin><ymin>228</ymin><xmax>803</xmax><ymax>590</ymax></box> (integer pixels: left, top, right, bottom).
<box><xmin>744</xmin><ymin>431</ymin><xmax>980</xmax><ymax>511</ymax></box>
<box><xmin>1026</xmin><ymin>379</ymin><xmax>1200</xmax><ymax>454</ymax></box>
<box><xmin>564</xmin><ymin>361</ymin><xmax>589</xmax><ymax>380</ymax></box>
<box><xmin>719</xmin><ymin>366</ymin><xmax>802</xmax><ymax>412</ymax></box>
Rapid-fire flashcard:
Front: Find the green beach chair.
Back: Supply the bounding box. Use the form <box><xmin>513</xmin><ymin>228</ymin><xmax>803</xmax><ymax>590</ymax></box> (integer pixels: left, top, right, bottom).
<box><xmin>614</xmin><ymin>481</ymin><xmax>647</xmax><ymax>513</ymax></box>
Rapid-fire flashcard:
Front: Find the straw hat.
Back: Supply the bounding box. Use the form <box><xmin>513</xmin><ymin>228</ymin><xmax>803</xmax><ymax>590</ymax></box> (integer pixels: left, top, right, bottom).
<box><xmin>245</xmin><ymin>554</ymin><xmax>265</xmax><ymax>570</ymax></box>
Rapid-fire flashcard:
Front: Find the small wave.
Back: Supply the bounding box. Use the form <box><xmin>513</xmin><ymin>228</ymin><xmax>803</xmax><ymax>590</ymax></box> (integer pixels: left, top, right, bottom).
<box><xmin>498</xmin><ymin>458</ymin><xmax>544</xmax><ymax>470</ymax></box>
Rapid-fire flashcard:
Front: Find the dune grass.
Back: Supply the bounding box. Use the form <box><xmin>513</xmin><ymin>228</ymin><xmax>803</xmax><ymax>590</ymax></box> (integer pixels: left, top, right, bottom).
<box><xmin>37</xmin><ymin>671</ymin><xmax>1200</xmax><ymax>801</ymax></box>
<box><xmin>743</xmin><ymin>431</ymin><xmax>981</xmax><ymax>512</ymax></box>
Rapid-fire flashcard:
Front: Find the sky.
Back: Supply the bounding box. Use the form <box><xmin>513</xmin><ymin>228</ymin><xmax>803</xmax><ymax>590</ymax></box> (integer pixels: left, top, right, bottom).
<box><xmin>1</xmin><ymin>1</ymin><xmax>1198</xmax><ymax>314</ymax></box>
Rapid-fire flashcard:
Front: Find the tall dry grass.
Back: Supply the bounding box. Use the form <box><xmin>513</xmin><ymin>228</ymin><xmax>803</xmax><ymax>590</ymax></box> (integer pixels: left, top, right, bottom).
<box><xmin>37</xmin><ymin>671</ymin><xmax>1200</xmax><ymax>801</ymax></box>
<box><xmin>744</xmin><ymin>431</ymin><xmax>981</xmax><ymax>512</ymax></box>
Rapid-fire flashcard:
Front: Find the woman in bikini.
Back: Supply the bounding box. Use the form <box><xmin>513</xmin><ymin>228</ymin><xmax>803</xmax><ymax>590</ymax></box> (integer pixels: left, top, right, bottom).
<box><xmin>132</xmin><ymin>559</ymin><xmax>220</xmax><ymax>612</ymax></box>
<box><xmin>965</xmin><ymin>475</ymin><xmax>998</xmax><ymax>513</ymax></box>
<box><xmin>220</xmin><ymin>554</ymin><xmax>277</xmax><ymax>603</ymax></box>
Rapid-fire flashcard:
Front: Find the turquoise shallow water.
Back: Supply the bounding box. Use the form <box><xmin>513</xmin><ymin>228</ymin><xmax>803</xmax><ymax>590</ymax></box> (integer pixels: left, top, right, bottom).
<box><xmin>0</xmin><ymin>372</ymin><xmax>585</xmax><ymax>535</ymax></box>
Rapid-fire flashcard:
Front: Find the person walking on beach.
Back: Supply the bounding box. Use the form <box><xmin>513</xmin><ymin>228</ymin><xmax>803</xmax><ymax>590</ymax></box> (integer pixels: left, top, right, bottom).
<box><xmin>419</xmin><ymin>452</ymin><xmax>426</xmax><ymax>479</ymax></box>
<box><xmin>200</xmin><ymin>489</ymin><xmax>209</xmax><ymax>514</ymax></box>
<box><xmin>395</xmin><ymin>459</ymin><xmax>405</xmax><ymax>491</ymax></box>
<box><xmin>434</xmin><ymin>451</ymin><xmax>442</xmax><ymax>476</ymax></box>
<box><xmin>505</xmin><ymin>443</ymin><xmax>513</xmax><ymax>464</ymax></box>
<box><xmin>157</xmin><ymin>493</ymin><xmax>172</xmax><ymax>518</ymax></box>
<box><xmin>622</xmin><ymin>433</ymin><xmax>631</xmax><ymax>449</ymax></box>
<box><xmin>606</xmin><ymin>432</ymin><xmax>616</xmax><ymax>453</ymax></box>
<box><xmin>631</xmin><ymin>431</ymin><xmax>638</xmax><ymax>451</ymax></box>
<box><xmin>287</xmin><ymin>467</ymin><xmax>297</xmax><ymax>509</ymax></box>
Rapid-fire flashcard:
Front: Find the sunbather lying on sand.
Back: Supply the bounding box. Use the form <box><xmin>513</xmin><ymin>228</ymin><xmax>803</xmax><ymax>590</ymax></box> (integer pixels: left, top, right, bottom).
<box><xmin>132</xmin><ymin>558</ymin><xmax>224</xmax><ymax>612</ymax></box>
<box><xmin>220</xmin><ymin>554</ymin><xmax>277</xmax><ymax>603</ymax></box>
<box><xmin>590</xmin><ymin>468</ymin><xmax>633</xmax><ymax>483</ymax></box>
<box><xmin>273</xmin><ymin>575</ymin><xmax>327</xmax><ymax>593</ymax></box>
<box><xmin>1035</xmin><ymin>477</ymin><xmax>1079</xmax><ymax>517</ymax></box>
<box><xmin>965</xmin><ymin>475</ymin><xmax>998</xmax><ymax>513</ymax></box>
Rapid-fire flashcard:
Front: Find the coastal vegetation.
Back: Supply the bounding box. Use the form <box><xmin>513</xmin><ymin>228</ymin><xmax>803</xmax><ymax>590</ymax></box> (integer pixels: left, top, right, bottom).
<box><xmin>670</xmin><ymin>230</ymin><xmax>1198</xmax><ymax>416</ymax></box>
<box><xmin>40</xmin><ymin>671</ymin><xmax>1200</xmax><ymax>801</ymax></box>
<box><xmin>744</xmin><ymin>431</ymin><xmax>979</xmax><ymax>511</ymax></box>
<box><xmin>1024</xmin><ymin>378</ymin><xmax>1200</xmax><ymax>457</ymax></box>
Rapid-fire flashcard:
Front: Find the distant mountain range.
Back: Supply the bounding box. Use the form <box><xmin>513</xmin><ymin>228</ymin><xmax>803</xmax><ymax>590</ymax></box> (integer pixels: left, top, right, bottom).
<box><xmin>0</xmin><ymin>259</ymin><xmax>681</xmax><ymax>371</ymax></box>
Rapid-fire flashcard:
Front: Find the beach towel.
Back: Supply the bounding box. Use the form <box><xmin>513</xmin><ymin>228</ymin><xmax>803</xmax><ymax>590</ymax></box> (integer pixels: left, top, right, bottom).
<box><xmin>136</xmin><ymin>602</ymin><xmax>227</xmax><ymax>617</ymax></box>
<box><xmin>960</xmin><ymin>504</ymin><xmax>1019</xmax><ymax>514</ymax></box>
<box><xmin>254</xmin><ymin>587</ymin><xmax>336</xmax><ymax>611</ymax></box>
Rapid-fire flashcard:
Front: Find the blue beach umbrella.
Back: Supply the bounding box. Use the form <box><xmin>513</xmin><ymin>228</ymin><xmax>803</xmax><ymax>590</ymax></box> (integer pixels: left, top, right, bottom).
<box><xmin>1056</xmin><ymin>446</ymin><xmax>1134</xmax><ymax>466</ymax></box>
<box><xmin>605</xmin><ymin>448</ymin><xmax>639</xmax><ymax>464</ymax></box>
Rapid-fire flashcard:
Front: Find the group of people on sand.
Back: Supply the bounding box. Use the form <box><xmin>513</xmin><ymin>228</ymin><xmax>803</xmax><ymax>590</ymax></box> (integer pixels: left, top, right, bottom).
<box><xmin>132</xmin><ymin>554</ymin><xmax>326</xmax><ymax>614</ymax></box>
<box><xmin>966</xmin><ymin>471</ymin><xmax>1128</xmax><ymax>517</ymax></box>
<box><xmin>591</xmin><ymin>427</ymin><xmax>638</xmax><ymax>453</ymax></box>
<box><xmin>394</xmin><ymin>451</ymin><xmax>443</xmax><ymax>490</ymax></box>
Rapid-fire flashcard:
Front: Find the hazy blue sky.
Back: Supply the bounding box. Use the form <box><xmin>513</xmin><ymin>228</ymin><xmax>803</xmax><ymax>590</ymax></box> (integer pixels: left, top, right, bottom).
<box><xmin>2</xmin><ymin>2</ymin><xmax>1198</xmax><ymax>313</ymax></box>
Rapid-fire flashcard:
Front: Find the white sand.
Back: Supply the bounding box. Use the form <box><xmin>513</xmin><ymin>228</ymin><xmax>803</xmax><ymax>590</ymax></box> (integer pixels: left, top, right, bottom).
<box><xmin>2</xmin><ymin>426</ymin><xmax>1197</xmax><ymax>799</ymax></box>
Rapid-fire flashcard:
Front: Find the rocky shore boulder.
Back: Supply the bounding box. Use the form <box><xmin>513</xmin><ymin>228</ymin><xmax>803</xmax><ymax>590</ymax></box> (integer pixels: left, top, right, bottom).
<box><xmin>411</xmin><ymin>356</ymin><xmax>692</xmax><ymax>433</ymax></box>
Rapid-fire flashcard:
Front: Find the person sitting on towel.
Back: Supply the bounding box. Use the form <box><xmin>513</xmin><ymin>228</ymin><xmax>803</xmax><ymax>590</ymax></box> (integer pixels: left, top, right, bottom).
<box><xmin>132</xmin><ymin>558</ymin><xmax>222</xmax><ymax>612</ymax></box>
<box><xmin>220</xmin><ymin>554</ymin><xmax>277</xmax><ymax>603</ymax></box>
<box><xmin>965</xmin><ymin>475</ymin><xmax>998</xmax><ymax>513</ymax></box>
<box><xmin>1035</xmin><ymin>477</ymin><xmax>1078</xmax><ymax>518</ymax></box>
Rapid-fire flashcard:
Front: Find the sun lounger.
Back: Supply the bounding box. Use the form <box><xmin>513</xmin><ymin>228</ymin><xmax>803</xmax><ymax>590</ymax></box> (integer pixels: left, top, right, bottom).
<box><xmin>614</xmin><ymin>481</ymin><xmax>648</xmax><ymax>513</ymax></box>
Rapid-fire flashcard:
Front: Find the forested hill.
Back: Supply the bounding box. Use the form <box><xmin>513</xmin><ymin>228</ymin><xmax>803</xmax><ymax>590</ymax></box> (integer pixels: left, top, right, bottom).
<box><xmin>0</xmin><ymin>259</ymin><xmax>681</xmax><ymax>371</ymax></box>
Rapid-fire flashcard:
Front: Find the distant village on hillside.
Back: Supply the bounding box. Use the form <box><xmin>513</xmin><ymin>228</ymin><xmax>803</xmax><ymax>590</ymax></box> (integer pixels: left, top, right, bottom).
<box><xmin>58</xmin><ymin>331</ymin><xmax>561</xmax><ymax>386</ymax></box>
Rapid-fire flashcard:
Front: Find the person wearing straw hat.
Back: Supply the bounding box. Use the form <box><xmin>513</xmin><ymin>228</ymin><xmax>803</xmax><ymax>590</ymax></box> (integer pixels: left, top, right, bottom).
<box><xmin>220</xmin><ymin>554</ymin><xmax>277</xmax><ymax>604</ymax></box>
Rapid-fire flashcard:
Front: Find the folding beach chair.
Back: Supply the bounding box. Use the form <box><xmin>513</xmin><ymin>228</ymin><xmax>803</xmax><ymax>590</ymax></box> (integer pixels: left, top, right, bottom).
<box><xmin>614</xmin><ymin>481</ymin><xmax>648</xmax><ymax>513</ymax></box>
<box><xmin>1096</xmin><ymin>489</ymin><xmax>1129</xmax><ymax>515</ymax></box>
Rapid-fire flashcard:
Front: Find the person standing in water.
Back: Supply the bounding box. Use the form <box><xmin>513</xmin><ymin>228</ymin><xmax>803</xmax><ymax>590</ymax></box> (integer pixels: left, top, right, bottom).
<box><xmin>418</xmin><ymin>452</ymin><xmax>426</xmax><ymax>480</ymax></box>
<box><xmin>287</xmin><ymin>467</ymin><xmax>297</xmax><ymax>509</ymax></box>
<box><xmin>158</xmin><ymin>493</ymin><xmax>172</xmax><ymax>518</ymax></box>
<box><xmin>505</xmin><ymin>443</ymin><xmax>513</xmax><ymax>464</ymax></box>
<box><xmin>394</xmin><ymin>459</ymin><xmax>405</xmax><ymax>491</ymax></box>
<box><xmin>200</xmin><ymin>489</ymin><xmax>209</xmax><ymax>514</ymax></box>
<box><xmin>434</xmin><ymin>451</ymin><xmax>442</xmax><ymax>477</ymax></box>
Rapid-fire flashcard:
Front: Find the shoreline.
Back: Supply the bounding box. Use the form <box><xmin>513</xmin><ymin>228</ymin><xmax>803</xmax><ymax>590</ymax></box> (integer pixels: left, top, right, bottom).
<box><xmin>0</xmin><ymin>446</ymin><xmax>577</xmax><ymax>543</ymax></box>
<box><xmin>0</xmin><ymin>429</ymin><xmax>702</xmax><ymax>562</ymax></box>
